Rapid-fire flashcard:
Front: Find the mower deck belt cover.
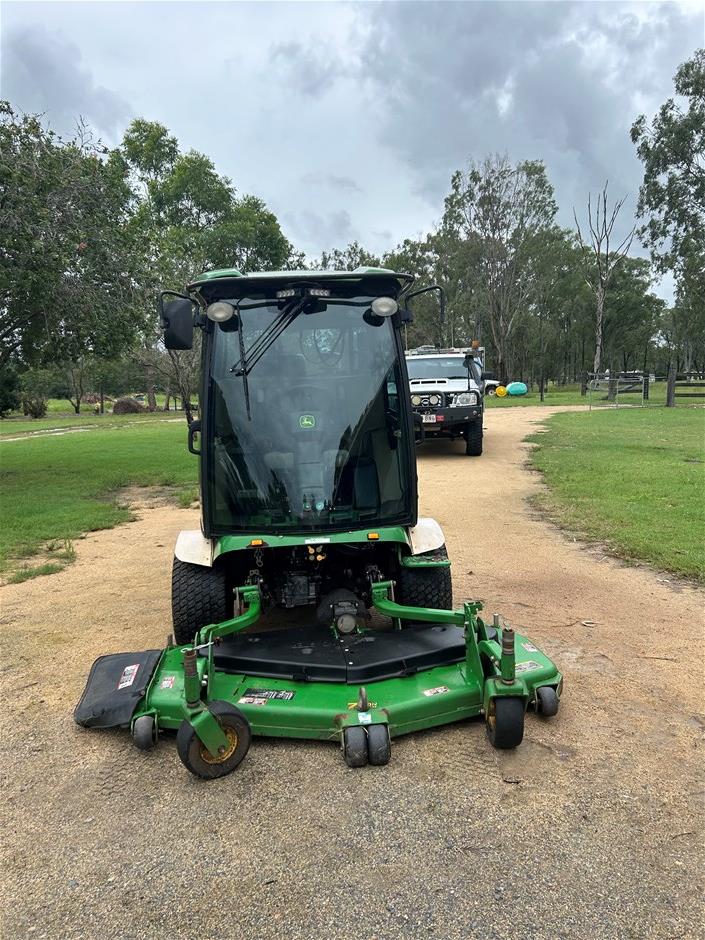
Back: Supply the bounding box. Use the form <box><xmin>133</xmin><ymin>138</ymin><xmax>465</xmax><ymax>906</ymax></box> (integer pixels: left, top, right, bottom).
<box><xmin>209</xmin><ymin>622</ymin><xmax>466</xmax><ymax>683</ymax></box>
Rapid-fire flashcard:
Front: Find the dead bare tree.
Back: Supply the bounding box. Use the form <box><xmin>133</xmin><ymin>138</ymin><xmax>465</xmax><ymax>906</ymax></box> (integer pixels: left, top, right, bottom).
<box><xmin>574</xmin><ymin>183</ymin><xmax>635</xmax><ymax>374</ymax></box>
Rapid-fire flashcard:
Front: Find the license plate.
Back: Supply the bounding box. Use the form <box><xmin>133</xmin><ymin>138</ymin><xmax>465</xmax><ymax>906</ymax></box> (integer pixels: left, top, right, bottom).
<box><xmin>422</xmin><ymin>414</ymin><xmax>437</xmax><ymax>423</ymax></box>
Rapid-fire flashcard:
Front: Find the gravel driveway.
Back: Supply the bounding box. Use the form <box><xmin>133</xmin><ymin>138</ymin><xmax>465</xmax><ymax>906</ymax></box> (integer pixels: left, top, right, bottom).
<box><xmin>1</xmin><ymin>407</ymin><xmax>702</xmax><ymax>939</ymax></box>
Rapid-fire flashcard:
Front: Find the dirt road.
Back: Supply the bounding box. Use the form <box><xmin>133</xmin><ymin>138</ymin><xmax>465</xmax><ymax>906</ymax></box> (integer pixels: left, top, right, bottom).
<box><xmin>1</xmin><ymin>407</ymin><xmax>703</xmax><ymax>940</ymax></box>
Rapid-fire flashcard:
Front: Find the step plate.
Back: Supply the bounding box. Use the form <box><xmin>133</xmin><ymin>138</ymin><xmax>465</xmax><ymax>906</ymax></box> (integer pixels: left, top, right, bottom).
<box><xmin>210</xmin><ymin>624</ymin><xmax>466</xmax><ymax>684</ymax></box>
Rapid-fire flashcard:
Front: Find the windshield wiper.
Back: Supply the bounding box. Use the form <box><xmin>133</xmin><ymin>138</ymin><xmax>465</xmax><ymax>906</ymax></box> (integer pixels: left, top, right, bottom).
<box><xmin>229</xmin><ymin>298</ymin><xmax>307</xmax><ymax>421</ymax></box>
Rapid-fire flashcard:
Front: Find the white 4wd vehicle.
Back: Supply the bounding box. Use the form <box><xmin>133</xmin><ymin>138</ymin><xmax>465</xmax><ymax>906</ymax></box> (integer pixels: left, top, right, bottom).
<box><xmin>405</xmin><ymin>349</ymin><xmax>486</xmax><ymax>456</ymax></box>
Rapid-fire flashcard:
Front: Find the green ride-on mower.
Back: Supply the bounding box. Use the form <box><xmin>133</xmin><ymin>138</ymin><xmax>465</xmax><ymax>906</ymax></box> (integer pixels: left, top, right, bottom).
<box><xmin>75</xmin><ymin>267</ymin><xmax>562</xmax><ymax>778</ymax></box>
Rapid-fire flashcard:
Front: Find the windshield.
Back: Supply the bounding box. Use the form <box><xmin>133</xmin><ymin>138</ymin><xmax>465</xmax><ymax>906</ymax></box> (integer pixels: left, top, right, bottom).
<box><xmin>207</xmin><ymin>297</ymin><xmax>411</xmax><ymax>533</ymax></box>
<box><xmin>406</xmin><ymin>356</ymin><xmax>481</xmax><ymax>382</ymax></box>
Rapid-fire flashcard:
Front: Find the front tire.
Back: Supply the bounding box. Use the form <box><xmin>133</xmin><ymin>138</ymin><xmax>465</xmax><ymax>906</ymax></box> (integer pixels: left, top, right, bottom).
<box><xmin>397</xmin><ymin>545</ymin><xmax>452</xmax><ymax>612</ymax></box>
<box><xmin>176</xmin><ymin>701</ymin><xmax>251</xmax><ymax>779</ymax></box>
<box><xmin>172</xmin><ymin>557</ymin><xmax>231</xmax><ymax>646</ymax></box>
<box><xmin>486</xmin><ymin>696</ymin><xmax>524</xmax><ymax>749</ymax></box>
<box><xmin>465</xmin><ymin>420</ymin><xmax>483</xmax><ymax>456</ymax></box>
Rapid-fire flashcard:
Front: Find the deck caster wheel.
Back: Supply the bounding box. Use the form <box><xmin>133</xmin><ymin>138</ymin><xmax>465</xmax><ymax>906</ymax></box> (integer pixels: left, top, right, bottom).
<box><xmin>342</xmin><ymin>726</ymin><xmax>368</xmax><ymax>768</ymax></box>
<box><xmin>536</xmin><ymin>686</ymin><xmax>560</xmax><ymax>717</ymax></box>
<box><xmin>132</xmin><ymin>715</ymin><xmax>157</xmax><ymax>751</ymax></box>
<box><xmin>486</xmin><ymin>696</ymin><xmax>524</xmax><ymax>749</ymax></box>
<box><xmin>176</xmin><ymin>701</ymin><xmax>251</xmax><ymax>779</ymax></box>
<box><xmin>367</xmin><ymin>724</ymin><xmax>391</xmax><ymax>766</ymax></box>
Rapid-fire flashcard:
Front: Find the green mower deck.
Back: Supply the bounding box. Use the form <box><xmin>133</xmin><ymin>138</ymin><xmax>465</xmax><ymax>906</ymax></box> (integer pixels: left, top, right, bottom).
<box><xmin>76</xmin><ymin>581</ymin><xmax>562</xmax><ymax>778</ymax></box>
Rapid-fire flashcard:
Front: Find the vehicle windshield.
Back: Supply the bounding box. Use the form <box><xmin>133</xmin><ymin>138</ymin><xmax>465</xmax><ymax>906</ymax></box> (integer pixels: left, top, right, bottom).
<box><xmin>406</xmin><ymin>356</ymin><xmax>481</xmax><ymax>382</ymax></box>
<box><xmin>207</xmin><ymin>297</ymin><xmax>411</xmax><ymax>532</ymax></box>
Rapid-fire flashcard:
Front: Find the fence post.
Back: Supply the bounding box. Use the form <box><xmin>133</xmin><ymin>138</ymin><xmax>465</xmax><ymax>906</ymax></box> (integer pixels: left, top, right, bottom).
<box><xmin>642</xmin><ymin>373</ymin><xmax>649</xmax><ymax>402</ymax></box>
<box><xmin>666</xmin><ymin>363</ymin><xmax>676</xmax><ymax>407</ymax></box>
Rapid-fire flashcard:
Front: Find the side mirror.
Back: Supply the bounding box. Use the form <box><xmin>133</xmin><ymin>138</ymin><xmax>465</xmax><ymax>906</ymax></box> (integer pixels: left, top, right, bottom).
<box><xmin>404</xmin><ymin>284</ymin><xmax>446</xmax><ymax>324</ymax></box>
<box><xmin>413</xmin><ymin>412</ymin><xmax>425</xmax><ymax>446</ymax></box>
<box><xmin>160</xmin><ymin>291</ymin><xmax>194</xmax><ymax>350</ymax></box>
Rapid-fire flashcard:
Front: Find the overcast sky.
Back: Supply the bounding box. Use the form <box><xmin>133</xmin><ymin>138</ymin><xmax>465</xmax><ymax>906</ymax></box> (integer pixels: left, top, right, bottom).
<box><xmin>2</xmin><ymin>0</ymin><xmax>703</xmax><ymax>287</ymax></box>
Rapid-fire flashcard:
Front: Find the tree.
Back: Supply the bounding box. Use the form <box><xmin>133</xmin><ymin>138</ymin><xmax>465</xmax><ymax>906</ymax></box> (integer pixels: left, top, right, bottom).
<box><xmin>631</xmin><ymin>49</ymin><xmax>705</xmax><ymax>275</ymax></box>
<box><xmin>573</xmin><ymin>183</ymin><xmax>635</xmax><ymax>374</ymax></box>
<box><xmin>314</xmin><ymin>241</ymin><xmax>381</xmax><ymax>271</ymax></box>
<box><xmin>441</xmin><ymin>155</ymin><xmax>558</xmax><ymax>381</ymax></box>
<box><xmin>0</xmin><ymin>102</ymin><xmax>146</xmax><ymax>371</ymax></box>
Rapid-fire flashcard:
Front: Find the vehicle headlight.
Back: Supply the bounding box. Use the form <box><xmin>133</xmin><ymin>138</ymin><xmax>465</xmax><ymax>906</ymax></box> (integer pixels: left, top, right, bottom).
<box><xmin>453</xmin><ymin>392</ymin><xmax>478</xmax><ymax>406</ymax></box>
<box><xmin>429</xmin><ymin>394</ymin><xmax>441</xmax><ymax>406</ymax></box>
<box><xmin>411</xmin><ymin>394</ymin><xmax>422</xmax><ymax>406</ymax></box>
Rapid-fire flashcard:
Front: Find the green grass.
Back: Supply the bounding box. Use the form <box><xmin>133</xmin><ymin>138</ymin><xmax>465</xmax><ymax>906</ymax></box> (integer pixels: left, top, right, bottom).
<box><xmin>0</xmin><ymin>421</ymin><xmax>197</xmax><ymax>574</ymax></box>
<box><xmin>485</xmin><ymin>382</ymin><xmax>670</xmax><ymax>408</ymax></box>
<box><xmin>529</xmin><ymin>408</ymin><xmax>705</xmax><ymax>581</ymax></box>
<box><xmin>0</xmin><ymin>409</ymin><xmax>180</xmax><ymax>437</ymax></box>
<box><xmin>8</xmin><ymin>562</ymin><xmax>66</xmax><ymax>584</ymax></box>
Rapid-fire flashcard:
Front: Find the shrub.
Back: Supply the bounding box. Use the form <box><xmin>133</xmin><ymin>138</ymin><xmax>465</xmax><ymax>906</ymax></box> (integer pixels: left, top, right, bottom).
<box><xmin>113</xmin><ymin>397</ymin><xmax>147</xmax><ymax>414</ymax></box>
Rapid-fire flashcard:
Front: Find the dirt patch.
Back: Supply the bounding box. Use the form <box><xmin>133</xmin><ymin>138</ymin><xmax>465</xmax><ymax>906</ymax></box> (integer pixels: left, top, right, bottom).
<box><xmin>1</xmin><ymin>406</ymin><xmax>703</xmax><ymax>939</ymax></box>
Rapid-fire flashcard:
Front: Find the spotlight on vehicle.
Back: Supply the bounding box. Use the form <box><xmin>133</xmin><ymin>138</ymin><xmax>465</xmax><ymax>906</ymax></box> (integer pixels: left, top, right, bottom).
<box><xmin>371</xmin><ymin>297</ymin><xmax>398</xmax><ymax>318</ymax></box>
<box><xmin>206</xmin><ymin>302</ymin><xmax>235</xmax><ymax>322</ymax></box>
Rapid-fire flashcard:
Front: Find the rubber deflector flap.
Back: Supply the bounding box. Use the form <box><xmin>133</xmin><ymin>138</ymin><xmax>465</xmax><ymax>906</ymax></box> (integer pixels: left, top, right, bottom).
<box><xmin>74</xmin><ymin>650</ymin><xmax>162</xmax><ymax>729</ymax></box>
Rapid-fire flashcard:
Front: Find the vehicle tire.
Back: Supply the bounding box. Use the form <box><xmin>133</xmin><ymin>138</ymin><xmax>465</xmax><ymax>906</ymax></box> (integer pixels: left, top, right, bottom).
<box><xmin>465</xmin><ymin>420</ymin><xmax>483</xmax><ymax>456</ymax></box>
<box><xmin>367</xmin><ymin>724</ymin><xmax>391</xmax><ymax>766</ymax></box>
<box><xmin>342</xmin><ymin>726</ymin><xmax>368</xmax><ymax>768</ymax></box>
<box><xmin>176</xmin><ymin>701</ymin><xmax>251</xmax><ymax>779</ymax></box>
<box><xmin>485</xmin><ymin>696</ymin><xmax>524</xmax><ymax>749</ymax></box>
<box><xmin>172</xmin><ymin>557</ymin><xmax>231</xmax><ymax>646</ymax></box>
<box><xmin>397</xmin><ymin>545</ymin><xmax>452</xmax><ymax>613</ymax></box>
<box><xmin>132</xmin><ymin>714</ymin><xmax>157</xmax><ymax>751</ymax></box>
<box><xmin>485</xmin><ymin>386</ymin><xmax>496</xmax><ymax>396</ymax></box>
<box><xmin>536</xmin><ymin>686</ymin><xmax>560</xmax><ymax>717</ymax></box>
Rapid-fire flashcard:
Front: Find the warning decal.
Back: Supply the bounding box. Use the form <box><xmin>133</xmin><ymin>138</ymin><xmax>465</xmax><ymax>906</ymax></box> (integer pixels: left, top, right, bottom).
<box><xmin>160</xmin><ymin>675</ymin><xmax>175</xmax><ymax>689</ymax></box>
<box><xmin>522</xmin><ymin>641</ymin><xmax>538</xmax><ymax>653</ymax></box>
<box><xmin>242</xmin><ymin>688</ymin><xmax>296</xmax><ymax>701</ymax></box>
<box><xmin>423</xmin><ymin>686</ymin><xmax>450</xmax><ymax>697</ymax></box>
<box><xmin>515</xmin><ymin>660</ymin><xmax>541</xmax><ymax>673</ymax></box>
<box><xmin>118</xmin><ymin>664</ymin><xmax>140</xmax><ymax>690</ymax></box>
<box><xmin>238</xmin><ymin>696</ymin><xmax>268</xmax><ymax>706</ymax></box>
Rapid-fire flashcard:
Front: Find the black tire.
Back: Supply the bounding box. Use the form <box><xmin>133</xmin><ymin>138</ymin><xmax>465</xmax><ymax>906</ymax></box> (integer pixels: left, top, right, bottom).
<box><xmin>132</xmin><ymin>714</ymin><xmax>157</xmax><ymax>751</ymax></box>
<box><xmin>367</xmin><ymin>724</ymin><xmax>391</xmax><ymax>766</ymax></box>
<box><xmin>486</xmin><ymin>387</ymin><xmax>496</xmax><ymax>396</ymax></box>
<box><xmin>536</xmin><ymin>686</ymin><xmax>560</xmax><ymax>717</ymax></box>
<box><xmin>486</xmin><ymin>696</ymin><xmax>525</xmax><ymax>749</ymax></box>
<box><xmin>176</xmin><ymin>701</ymin><xmax>251</xmax><ymax>779</ymax></box>
<box><xmin>342</xmin><ymin>726</ymin><xmax>368</xmax><ymax>768</ymax></box>
<box><xmin>397</xmin><ymin>545</ymin><xmax>452</xmax><ymax>612</ymax></box>
<box><xmin>465</xmin><ymin>420</ymin><xmax>483</xmax><ymax>456</ymax></box>
<box><xmin>172</xmin><ymin>557</ymin><xmax>230</xmax><ymax>646</ymax></box>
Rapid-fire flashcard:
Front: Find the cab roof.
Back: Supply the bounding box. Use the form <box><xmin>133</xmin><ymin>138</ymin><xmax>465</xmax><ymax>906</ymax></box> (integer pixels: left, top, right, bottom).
<box><xmin>187</xmin><ymin>267</ymin><xmax>414</xmax><ymax>296</ymax></box>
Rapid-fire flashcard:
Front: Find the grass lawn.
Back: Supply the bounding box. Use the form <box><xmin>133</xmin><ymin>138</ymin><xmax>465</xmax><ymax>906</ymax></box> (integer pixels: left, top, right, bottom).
<box><xmin>0</xmin><ymin>421</ymin><xmax>197</xmax><ymax>579</ymax></box>
<box><xmin>529</xmin><ymin>408</ymin><xmax>705</xmax><ymax>581</ymax></box>
<box><xmin>485</xmin><ymin>381</ymin><xmax>670</xmax><ymax>408</ymax></box>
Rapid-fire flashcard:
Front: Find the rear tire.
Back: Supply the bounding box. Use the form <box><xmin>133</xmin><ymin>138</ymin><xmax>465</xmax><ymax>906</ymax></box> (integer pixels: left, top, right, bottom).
<box><xmin>172</xmin><ymin>558</ymin><xmax>231</xmax><ymax>646</ymax></box>
<box><xmin>397</xmin><ymin>545</ymin><xmax>452</xmax><ymax>612</ymax></box>
<box><xmin>465</xmin><ymin>420</ymin><xmax>483</xmax><ymax>456</ymax></box>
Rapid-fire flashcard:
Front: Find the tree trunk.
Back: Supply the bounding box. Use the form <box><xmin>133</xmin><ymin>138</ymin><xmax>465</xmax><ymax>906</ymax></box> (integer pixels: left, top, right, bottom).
<box><xmin>143</xmin><ymin>362</ymin><xmax>157</xmax><ymax>412</ymax></box>
<box><xmin>666</xmin><ymin>358</ymin><xmax>676</xmax><ymax>408</ymax></box>
<box><xmin>593</xmin><ymin>285</ymin><xmax>605</xmax><ymax>374</ymax></box>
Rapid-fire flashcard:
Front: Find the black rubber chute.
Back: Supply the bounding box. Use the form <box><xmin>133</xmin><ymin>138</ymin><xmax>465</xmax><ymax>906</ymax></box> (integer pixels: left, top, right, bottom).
<box><xmin>74</xmin><ymin>650</ymin><xmax>162</xmax><ymax>729</ymax></box>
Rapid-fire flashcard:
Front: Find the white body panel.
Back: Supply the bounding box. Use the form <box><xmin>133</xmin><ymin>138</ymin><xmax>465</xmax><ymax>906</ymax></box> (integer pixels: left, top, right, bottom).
<box><xmin>173</xmin><ymin>518</ymin><xmax>446</xmax><ymax>567</ymax></box>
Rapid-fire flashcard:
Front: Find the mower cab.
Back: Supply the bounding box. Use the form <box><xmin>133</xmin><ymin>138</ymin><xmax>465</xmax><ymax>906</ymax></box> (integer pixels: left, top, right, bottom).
<box><xmin>75</xmin><ymin>268</ymin><xmax>562</xmax><ymax>778</ymax></box>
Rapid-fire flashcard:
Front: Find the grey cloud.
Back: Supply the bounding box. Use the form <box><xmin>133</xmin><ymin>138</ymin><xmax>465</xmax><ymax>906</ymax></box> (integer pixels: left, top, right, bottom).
<box><xmin>270</xmin><ymin>41</ymin><xmax>343</xmax><ymax>97</ymax></box>
<box><xmin>301</xmin><ymin>172</ymin><xmax>363</xmax><ymax>193</ymax></box>
<box><xmin>353</xmin><ymin>1</ymin><xmax>701</xmax><ymax>235</ymax></box>
<box><xmin>283</xmin><ymin>208</ymin><xmax>357</xmax><ymax>250</ymax></box>
<box><xmin>1</xmin><ymin>25</ymin><xmax>131</xmax><ymax>139</ymax></box>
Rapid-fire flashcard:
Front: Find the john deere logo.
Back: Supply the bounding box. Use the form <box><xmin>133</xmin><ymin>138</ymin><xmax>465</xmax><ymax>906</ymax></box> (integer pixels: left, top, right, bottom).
<box><xmin>299</xmin><ymin>414</ymin><xmax>316</xmax><ymax>429</ymax></box>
